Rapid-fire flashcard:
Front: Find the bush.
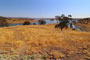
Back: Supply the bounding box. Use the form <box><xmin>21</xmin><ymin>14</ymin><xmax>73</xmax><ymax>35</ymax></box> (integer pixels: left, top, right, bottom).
<box><xmin>33</xmin><ymin>23</ymin><xmax>37</xmax><ymax>25</ymax></box>
<box><xmin>23</xmin><ymin>21</ymin><xmax>31</xmax><ymax>25</ymax></box>
<box><xmin>38</xmin><ymin>20</ymin><xmax>46</xmax><ymax>25</ymax></box>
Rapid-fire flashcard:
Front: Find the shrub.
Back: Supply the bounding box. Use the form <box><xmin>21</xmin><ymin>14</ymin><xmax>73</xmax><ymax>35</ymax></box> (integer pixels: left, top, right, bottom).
<box><xmin>33</xmin><ymin>23</ymin><xmax>37</xmax><ymax>25</ymax></box>
<box><xmin>23</xmin><ymin>21</ymin><xmax>31</xmax><ymax>25</ymax></box>
<box><xmin>38</xmin><ymin>20</ymin><xmax>46</xmax><ymax>25</ymax></box>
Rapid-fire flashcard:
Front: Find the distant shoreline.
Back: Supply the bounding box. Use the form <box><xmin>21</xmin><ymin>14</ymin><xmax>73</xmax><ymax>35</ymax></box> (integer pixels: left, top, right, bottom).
<box><xmin>6</xmin><ymin>18</ymin><xmax>37</xmax><ymax>24</ymax></box>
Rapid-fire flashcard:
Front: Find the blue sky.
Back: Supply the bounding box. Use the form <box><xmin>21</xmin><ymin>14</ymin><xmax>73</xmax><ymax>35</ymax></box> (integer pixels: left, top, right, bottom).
<box><xmin>0</xmin><ymin>0</ymin><xmax>90</xmax><ymax>18</ymax></box>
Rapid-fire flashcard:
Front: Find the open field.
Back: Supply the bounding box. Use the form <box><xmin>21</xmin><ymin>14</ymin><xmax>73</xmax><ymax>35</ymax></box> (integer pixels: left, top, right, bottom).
<box><xmin>0</xmin><ymin>24</ymin><xmax>90</xmax><ymax>60</ymax></box>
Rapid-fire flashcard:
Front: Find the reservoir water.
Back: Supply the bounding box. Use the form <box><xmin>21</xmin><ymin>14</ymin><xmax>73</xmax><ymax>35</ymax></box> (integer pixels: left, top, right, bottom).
<box><xmin>2</xmin><ymin>20</ymin><xmax>80</xmax><ymax>31</ymax></box>
<box><xmin>9</xmin><ymin>20</ymin><xmax>58</xmax><ymax>26</ymax></box>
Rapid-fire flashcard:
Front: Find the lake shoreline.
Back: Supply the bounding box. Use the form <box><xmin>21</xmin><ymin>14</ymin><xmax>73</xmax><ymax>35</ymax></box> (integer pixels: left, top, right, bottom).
<box><xmin>73</xmin><ymin>22</ymin><xmax>90</xmax><ymax>32</ymax></box>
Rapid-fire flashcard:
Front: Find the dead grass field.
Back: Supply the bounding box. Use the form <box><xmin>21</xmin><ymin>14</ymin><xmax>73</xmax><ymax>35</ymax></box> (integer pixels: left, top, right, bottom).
<box><xmin>0</xmin><ymin>24</ymin><xmax>90</xmax><ymax>60</ymax></box>
<box><xmin>6</xmin><ymin>18</ymin><xmax>37</xmax><ymax>24</ymax></box>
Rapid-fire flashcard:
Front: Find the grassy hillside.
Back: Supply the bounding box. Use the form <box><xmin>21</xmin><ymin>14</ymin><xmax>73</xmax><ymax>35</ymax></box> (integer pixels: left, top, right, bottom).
<box><xmin>6</xmin><ymin>18</ymin><xmax>37</xmax><ymax>24</ymax></box>
<box><xmin>74</xmin><ymin>22</ymin><xmax>90</xmax><ymax>32</ymax></box>
<box><xmin>0</xmin><ymin>24</ymin><xmax>90</xmax><ymax>60</ymax></box>
<box><xmin>0</xmin><ymin>17</ymin><xmax>37</xmax><ymax>26</ymax></box>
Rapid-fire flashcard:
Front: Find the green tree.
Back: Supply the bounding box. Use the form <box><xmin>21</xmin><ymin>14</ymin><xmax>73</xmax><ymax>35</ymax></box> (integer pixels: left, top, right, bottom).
<box><xmin>55</xmin><ymin>14</ymin><xmax>71</xmax><ymax>31</ymax></box>
<box><xmin>55</xmin><ymin>16</ymin><xmax>61</xmax><ymax>23</ymax></box>
<box><xmin>23</xmin><ymin>21</ymin><xmax>31</xmax><ymax>25</ymax></box>
<box><xmin>38</xmin><ymin>20</ymin><xmax>46</xmax><ymax>25</ymax></box>
<box><xmin>68</xmin><ymin>15</ymin><xmax>72</xmax><ymax>20</ymax></box>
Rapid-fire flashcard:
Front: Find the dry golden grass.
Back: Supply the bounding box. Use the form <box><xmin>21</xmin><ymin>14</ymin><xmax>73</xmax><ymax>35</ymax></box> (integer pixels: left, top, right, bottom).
<box><xmin>6</xmin><ymin>18</ymin><xmax>37</xmax><ymax>24</ymax></box>
<box><xmin>0</xmin><ymin>24</ymin><xmax>90</xmax><ymax>59</ymax></box>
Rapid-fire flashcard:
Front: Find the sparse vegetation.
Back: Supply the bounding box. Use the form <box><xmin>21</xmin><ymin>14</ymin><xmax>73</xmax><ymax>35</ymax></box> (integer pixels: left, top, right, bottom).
<box><xmin>33</xmin><ymin>23</ymin><xmax>37</xmax><ymax>25</ymax></box>
<box><xmin>4</xmin><ymin>17</ymin><xmax>37</xmax><ymax>24</ymax></box>
<box><xmin>0</xmin><ymin>24</ymin><xmax>89</xmax><ymax>60</ymax></box>
<box><xmin>79</xmin><ymin>18</ymin><xmax>90</xmax><ymax>24</ymax></box>
<box><xmin>38</xmin><ymin>20</ymin><xmax>46</xmax><ymax>25</ymax></box>
<box><xmin>23</xmin><ymin>21</ymin><xmax>31</xmax><ymax>25</ymax></box>
<box><xmin>0</xmin><ymin>16</ymin><xmax>9</xmax><ymax>27</ymax></box>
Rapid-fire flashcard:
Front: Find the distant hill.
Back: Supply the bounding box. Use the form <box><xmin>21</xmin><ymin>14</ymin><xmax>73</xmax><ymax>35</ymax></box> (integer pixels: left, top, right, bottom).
<box><xmin>0</xmin><ymin>16</ymin><xmax>37</xmax><ymax>24</ymax></box>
